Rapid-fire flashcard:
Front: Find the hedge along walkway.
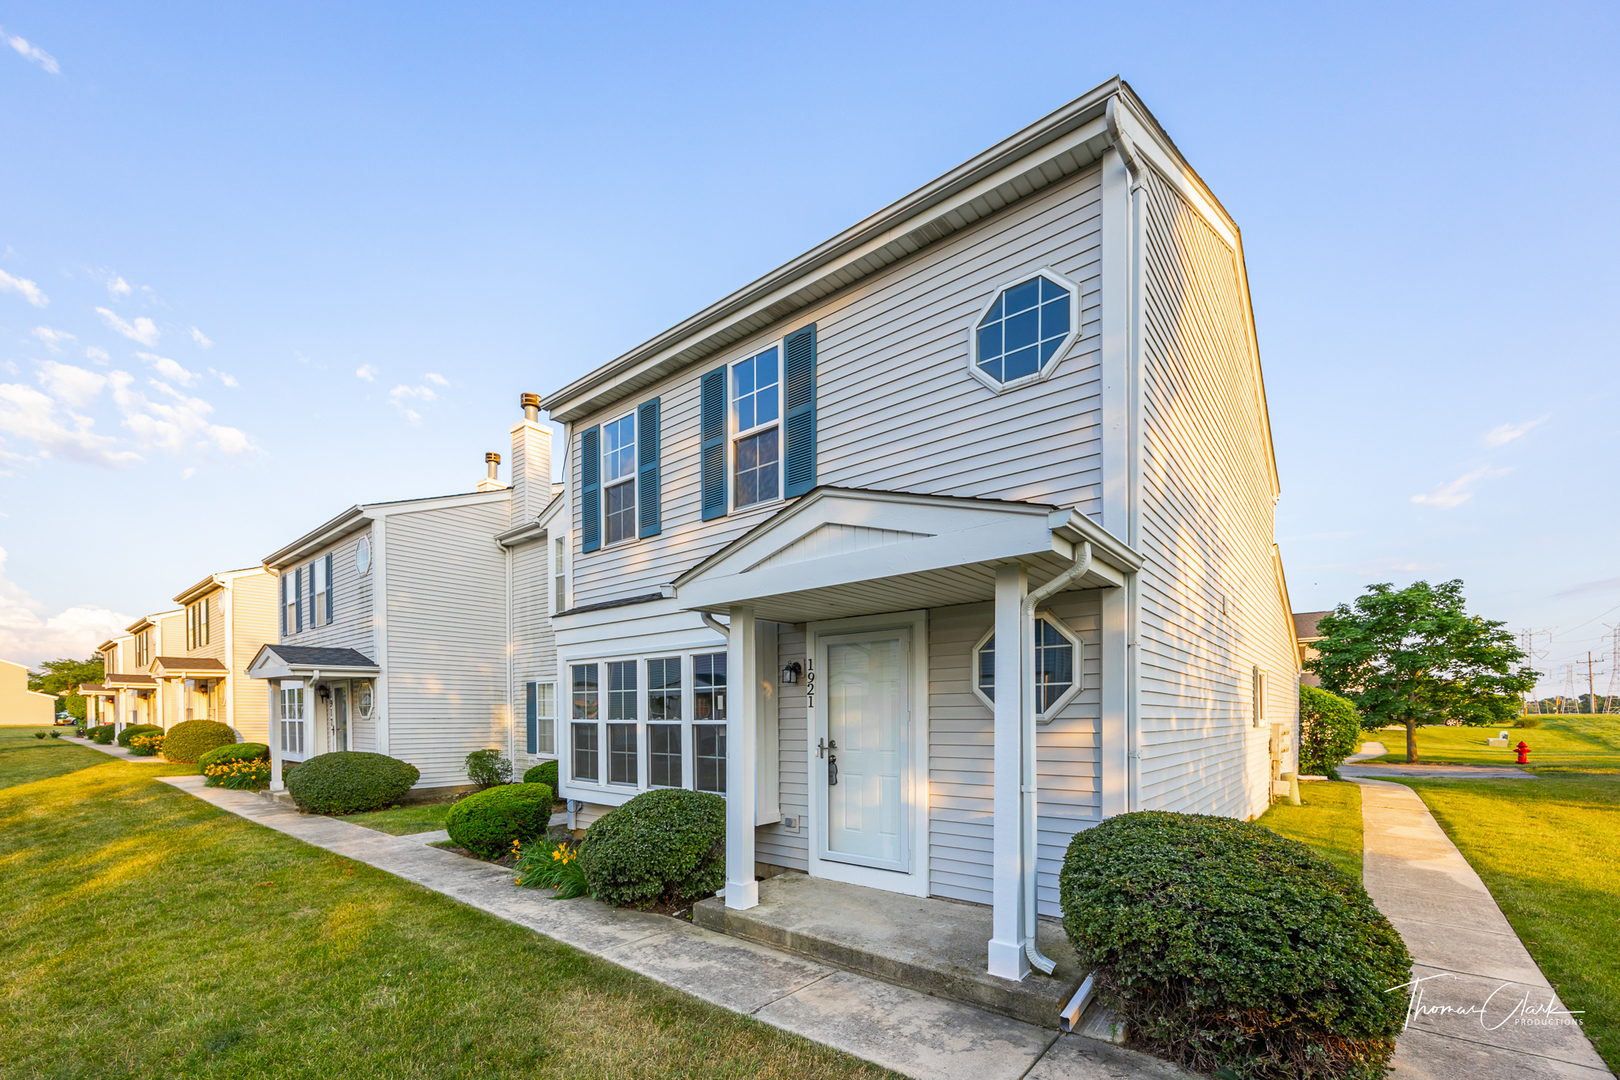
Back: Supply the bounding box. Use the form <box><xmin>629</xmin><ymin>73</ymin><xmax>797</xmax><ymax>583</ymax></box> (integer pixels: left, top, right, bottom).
<box><xmin>159</xmin><ymin>776</ymin><xmax>1191</xmax><ymax>1080</ymax></box>
<box><xmin>1354</xmin><ymin>778</ymin><xmax>1613</xmax><ymax>1078</ymax></box>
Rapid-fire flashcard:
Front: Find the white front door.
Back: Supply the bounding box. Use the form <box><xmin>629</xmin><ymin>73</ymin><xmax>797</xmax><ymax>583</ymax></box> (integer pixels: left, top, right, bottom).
<box><xmin>818</xmin><ymin>628</ymin><xmax>910</xmax><ymax>872</ymax></box>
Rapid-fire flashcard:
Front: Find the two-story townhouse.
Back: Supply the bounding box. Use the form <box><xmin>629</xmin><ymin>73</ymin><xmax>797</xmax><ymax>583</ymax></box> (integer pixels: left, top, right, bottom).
<box><xmin>540</xmin><ymin>77</ymin><xmax>1299</xmax><ymax>985</ymax></box>
<box><xmin>247</xmin><ymin>398</ymin><xmax>562</xmax><ymax>793</ymax></box>
<box><xmin>80</xmin><ymin>632</ymin><xmax>135</xmax><ymax>731</ymax></box>
<box><xmin>140</xmin><ymin>567</ymin><xmax>282</xmax><ymax>742</ymax></box>
<box><xmin>85</xmin><ymin>612</ymin><xmax>184</xmax><ymax>732</ymax></box>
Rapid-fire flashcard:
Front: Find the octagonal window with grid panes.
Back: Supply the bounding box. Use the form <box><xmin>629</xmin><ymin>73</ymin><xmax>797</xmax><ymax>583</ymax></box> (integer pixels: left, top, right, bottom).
<box><xmin>974</xmin><ymin>274</ymin><xmax>1075</xmax><ymax>386</ymax></box>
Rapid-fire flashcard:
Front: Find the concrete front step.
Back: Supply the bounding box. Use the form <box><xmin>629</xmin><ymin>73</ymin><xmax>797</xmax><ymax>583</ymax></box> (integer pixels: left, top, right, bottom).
<box><xmin>693</xmin><ymin>872</ymin><xmax>1087</xmax><ymax>1030</ymax></box>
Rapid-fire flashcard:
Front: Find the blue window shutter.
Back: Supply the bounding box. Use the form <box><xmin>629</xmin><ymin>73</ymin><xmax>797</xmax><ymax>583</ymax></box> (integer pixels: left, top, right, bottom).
<box><xmin>783</xmin><ymin>323</ymin><xmax>817</xmax><ymax>498</ymax></box>
<box><xmin>294</xmin><ymin>567</ymin><xmax>304</xmax><ymax>632</ymax></box>
<box><xmin>526</xmin><ymin>682</ymin><xmax>538</xmax><ymax>755</ymax></box>
<box><xmin>307</xmin><ymin>563</ymin><xmax>316</xmax><ymax>628</ymax></box>
<box><xmin>325</xmin><ymin>553</ymin><xmax>334</xmax><ymax>623</ymax></box>
<box><xmin>580</xmin><ymin>425</ymin><xmax>601</xmax><ymax>553</ymax></box>
<box><xmin>700</xmin><ymin>368</ymin><xmax>727</xmax><ymax>520</ymax></box>
<box><xmin>280</xmin><ymin>574</ymin><xmax>287</xmax><ymax>636</ymax></box>
<box><xmin>637</xmin><ymin>397</ymin><xmax>661</xmax><ymax>538</ymax></box>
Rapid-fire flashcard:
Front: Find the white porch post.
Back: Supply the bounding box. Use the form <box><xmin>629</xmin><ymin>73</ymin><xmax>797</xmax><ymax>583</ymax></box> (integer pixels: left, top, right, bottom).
<box><xmin>1100</xmin><ymin>585</ymin><xmax>1130</xmax><ymax>817</ymax></box>
<box><xmin>989</xmin><ymin>562</ymin><xmax>1030</xmax><ymax>980</ymax></box>
<box><xmin>724</xmin><ymin>604</ymin><xmax>759</xmax><ymax>910</ymax></box>
<box><xmin>268</xmin><ymin>681</ymin><xmax>284</xmax><ymax>791</ymax></box>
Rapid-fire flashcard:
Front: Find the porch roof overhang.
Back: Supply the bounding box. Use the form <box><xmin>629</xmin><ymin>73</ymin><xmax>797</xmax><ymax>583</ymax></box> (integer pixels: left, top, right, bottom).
<box><xmin>246</xmin><ymin>644</ymin><xmax>379</xmax><ymax>682</ymax></box>
<box><xmin>669</xmin><ymin>487</ymin><xmax>1140</xmax><ymax>624</ymax></box>
<box><xmin>77</xmin><ymin>683</ymin><xmax>110</xmax><ymax>696</ymax></box>
<box><xmin>151</xmin><ymin>656</ymin><xmax>230</xmax><ymax>677</ymax></box>
<box><xmin>103</xmin><ymin>673</ymin><xmax>156</xmax><ymax>688</ymax></box>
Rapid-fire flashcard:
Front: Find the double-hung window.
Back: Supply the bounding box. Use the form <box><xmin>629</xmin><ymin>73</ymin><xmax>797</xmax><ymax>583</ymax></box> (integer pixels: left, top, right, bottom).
<box><xmin>552</xmin><ymin>537</ymin><xmax>567</xmax><ymax>614</ymax></box>
<box><xmin>602</xmin><ymin>411</ymin><xmax>637</xmax><ymax>545</ymax></box>
<box><xmin>283</xmin><ymin>574</ymin><xmax>298</xmax><ymax>636</ymax></box>
<box><xmin>187</xmin><ymin>598</ymin><xmax>210</xmax><ymax>650</ymax></box>
<box><xmin>280</xmin><ymin>682</ymin><xmax>306</xmax><ymax>756</ymax></box>
<box><xmin>525</xmin><ymin>681</ymin><xmax>556</xmax><ymax>756</ymax></box>
<box><xmin>647</xmin><ymin>657</ymin><xmax>682</xmax><ymax>787</ymax></box>
<box><xmin>571</xmin><ymin>664</ymin><xmax>599</xmax><ymax>781</ymax></box>
<box><xmin>732</xmin><ymin>347</ymin><xmax>780</xmax><ymax>509</ymax></box>
<box><xmin>606</xmin><ymin>660</ymin><xmax>637</xmax><ymax>785</ymax></box>
<box><xmin>693</xmin><ymin>652</ymin><xmax>727</xmax><ymax>793</ymax></box>
<box><xmin>313</xmin><ymin>556</ymin><xmax>330</xmax><ymax>625</ymax></box>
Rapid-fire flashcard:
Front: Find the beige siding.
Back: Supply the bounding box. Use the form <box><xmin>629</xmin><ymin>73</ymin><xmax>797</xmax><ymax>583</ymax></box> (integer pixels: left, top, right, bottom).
<box><xmin>156</xmin><ymin>611</ymin><xmax>185</xmax><ymax>656</ymax></box>
<box><xmin>572</xmin><ymin>163</ymin><xmax>1105</xmax><ymax>607</ymax></box>
<box><xmin>192</xmin><ymin>592</ymin><xmax>227</xmax><ymax>662</ymax></box>
<box><xmin>926</xmin><ymin>594</ymin><xmax>1101</xmax><ymax>915</ymax></box>
<box><xmin>1136</xmin><ymin>171</ymin><xmax>1298</xmax><ymax>822</ymax></box>
<box><xmin>228</xmin><ymin>570</ymin><xmax>279</xmax><ymax>743</ymax></box>
<box><xmin>0</xmin><ymin>659</ymin><xmax>56</xmax><ymax>725</ymax></box>
<box><xmin>385</xmin><ymin>501</ymin><xmax>511</xmax><ymax>788</ymax></box>
<box><xmin>510</xmin><ymin>536</ymin><xmax>559</xmax><ymax>777</ymax></box>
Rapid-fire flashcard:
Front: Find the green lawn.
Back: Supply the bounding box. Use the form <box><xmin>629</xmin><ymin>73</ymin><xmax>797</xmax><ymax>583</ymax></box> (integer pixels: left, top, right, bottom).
<box><xmin>1393</xmin><ymin>773</ymin><xmax>1619</xmax><ymax>1073</ymax></box>
<box><xmin>1256</xmin><ymin>780</ymin><xmax>1363</xmax><ymax>881</ymax></box>
<box><xmin>0</xmin><ymin>729</ymin><xmax>892</xmax><ymax>1078</ymax></box>
<box><xmin>1370</xmin><ymin>715</ymin><xmax>1620</xmax><ymax>772</ymax></box>
<box><xmin>340</xmin><ymin>800</ymin><xmax>454</xmax><ymax>835</ymax></box>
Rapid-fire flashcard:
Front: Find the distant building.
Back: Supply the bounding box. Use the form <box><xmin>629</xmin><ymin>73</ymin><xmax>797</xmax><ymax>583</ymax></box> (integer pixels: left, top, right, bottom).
<box><xmin>1293</xmin><ymin>610</ymin><xmax>1333</xmax><ymax>687</ymax></box>
<box><xmin>1</xmin><ymin>658</ymin><xmax>57</xmax><ymax>725</ymax></box>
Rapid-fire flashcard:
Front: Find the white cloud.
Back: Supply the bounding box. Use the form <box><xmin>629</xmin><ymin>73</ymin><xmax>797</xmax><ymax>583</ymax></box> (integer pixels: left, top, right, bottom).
<box><xmin>0</xmin><ymin>269</ymin><xmax>48</xmax><ymax>308</ymax></box>
<box><xmin>190</xmin><ymin>326</ymin><xmax>213</xmax><ymax>348</ymax></box>
<box><xmin>4</xmin><ymin>32</ymin><xmax>59</xmax><ymax>75</ymax></box>
<box><xmin>137</xmin><ymin>352</ymin><xmax>198</xmax><ymax>387</ymax></box>
<box><xmin>355</xmin><ymin>364</ymin><xmax>377</xmax><ymax>381</ymax></box>
<box><xmin>107</xmin><ymin>275</ymin><xmax>131</xmax><ymax>298</ymax></box>
<box><xmin>84</xmin><ymin>346</ymin><xmax>109</xmax><ymax>364</ymax></box>
<box><xmin>109</xmin><ymin>370</ymin><xmax>253</xmax><ymax>457</ymax></box>
<box><xmin>1484</xmin><ymin>414</ymin><xmax>1550</xmax><ymax>447</ymax></box>
<box><xmin>0</xmin><ymin>550</ymin><xmax>132</xmax><ymax>667</ymax></box>
<box><xmin>30</xmin><ymin>326</ymin><xmax>76</xmax><ymax>352</ymax></box>
<box><xmin>1410</xmin><ymin>465</ymin><xmax>1512</xmax><ymax>509</ymax></box>
<box><xmin>0</xmin><ymin>380</ymin><xmax>140</xmax><ymax>468</ymax></box>
<box><xmin>36</xmin><ymin>360</ymin><xmax>106</xmax><ymax>408</ymax></box>
<box><xmin>425</xmin><ymin>372</ymin><xmax>449</xmax><ymax>386</ymax></box>
<box><xmin>181</xmin><ymin>467</ymin><xmax>196</xmax><ymax>480</ymax></box>
<box><xmin>388</xmin><ymin>383</ymin><xmax>437</xmax><ymax>424</ymax></box>
<box><xmin>208</xmin><ymin>368</ymin><xmax>239</xmax><ymax>388</ymax></box>
<box><xmin>95</xmin><ymin>307</ymin><xmax>160</xmax><ymax>345</ymax></box>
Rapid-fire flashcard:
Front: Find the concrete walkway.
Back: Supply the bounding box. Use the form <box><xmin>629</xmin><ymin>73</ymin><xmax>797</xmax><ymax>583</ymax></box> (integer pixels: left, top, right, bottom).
<box><xmin>154</xmin><ymin>775</ymin><xmax>1190</xmax><ymax>1080</ymax></box>
<box><xmin>1355</xmin><ymin>778</ymin><xmax>1613</xmax><ymax>1078</ymax></box>
<box><xmin>73</xmin><ymin>737</ymin><xmax>173</xmax><ymax>763</ymax></box>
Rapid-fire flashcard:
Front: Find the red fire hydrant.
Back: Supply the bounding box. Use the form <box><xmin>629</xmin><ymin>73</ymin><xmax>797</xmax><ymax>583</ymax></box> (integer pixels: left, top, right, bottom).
<box><xmin>1515</xmin><ymin>741</ymin><xmax>1530</xmax><ymax>764</ymax></box>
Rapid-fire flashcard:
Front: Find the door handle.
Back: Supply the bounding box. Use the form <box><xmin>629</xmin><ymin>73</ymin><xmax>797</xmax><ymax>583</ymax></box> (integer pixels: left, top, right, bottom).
<box><xmin>827</xmin><ymin>753</ymin><xmax>838</xmax><ymax>786</ymax></box>
<box><xmin>817</xmin><ymin>737</ymin><xmax>837</xmax><ymax>759</ymax></box>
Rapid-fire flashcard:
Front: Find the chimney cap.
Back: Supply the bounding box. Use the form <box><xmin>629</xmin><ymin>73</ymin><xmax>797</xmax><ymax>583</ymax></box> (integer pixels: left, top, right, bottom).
<box><xmin>486</xmin><ymin>451</ymin><xmax>501</xmax><ymax>464</ymax></box>
<box><xmin>520</xmin><ymin>392</ymin><xmax>541</xmax><ymax>410</ymax></box>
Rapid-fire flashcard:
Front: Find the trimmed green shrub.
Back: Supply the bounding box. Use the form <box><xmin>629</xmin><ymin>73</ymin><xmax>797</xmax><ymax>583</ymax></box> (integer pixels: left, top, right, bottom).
<box><xmin>200</xmin><ymin>743</ymin><xmax>269</xmax><ymax>787</ymax></box>
<box><xmin>1300</xmin><ymin>686</ymin><xmax>1363</xmax><ymax>777</ymax></box>
<box><xmin>160</xmin><ymin>720</ymin><xmax>238</xmax><ymax>763</ymax></box>
<box><xmin>445</xmin><ymin>783</ymin><xmax>552</xmax><ymax>859</ymax></box>
<box><xmin>522</xmin><ymin>760</ymin><xmax>559</xmax><ymax>795</ymax></box>
<box><xmin>465</xmin><ymin>748</ymin><xmax>512</xmax><ymax>789</ymax></box>
<box><xmin>578</xmin><ymin>789</ymin><xmax>725</xmax><ymax>909</ymax></box>
<box><xmin>1514</xmin><ymin>715</ymin><xmax>1543</xmax><ymax>728</ymax></box>
<box><xmin>285</xmin><ymin>752</ymin><xmax>420</xmax><ymax>815</ymax></box>
<box><xmin>116</xmin><ymin>724</ymin><xmax>163</xmax><ymax>748</ymax></box>
<box><xmin>49</xmin><ymin>730</ymin><xmax>61</xmax><ymax>739</ymax></box>
<box><xmin>1060</xmin><ymin>812</ymin><xmax>1410</xmax><ymax>1080</ymax></box>
<box><xmin>199</xmin><ymin>742</ymin><xmax>269</xmax><ymax>771</ymax></box>
<box><xmin>89</xmin><ymin>724</ymin><xmax>116</xmax><ymax>744</ymax></box>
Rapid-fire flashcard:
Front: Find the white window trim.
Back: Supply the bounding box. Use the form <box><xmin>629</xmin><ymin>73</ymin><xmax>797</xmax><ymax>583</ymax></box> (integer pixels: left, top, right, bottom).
<box><xmin>972</xmin><ymin>610</ymin><xmax>1084</xmax><ymax>723</ymax></box>
<box><xmin>552</xmin><ymin>535</ymin><xmax>569</xmax><ymax>615</ymax></box>
<box><xmin>356</xmin><ymin>534</ymin><xmax>372</xmax><ymax>575</ymax></box>
<box><xmin>531</xmin><ymin>679</ymin><xmax>558</xmax><ymax>758</ymax></box>
<box><xmin>966</xmin><ymin>266</ymin><xmax>1082</xmax><ymax>394</ymax></box>
<box><xmin>1253</xmin><ymin>665</ymin><xmax>1268</xmax><ymax>728</ymax></box>
<box><xmin>729</xmin><ymin>342</ymin><xmax>785</xmax><ymax>514</ymax></box>
<box><xmin>601</xmin><ymin>409</ymin><xmax>639</xmax><ymax>547</ymax></box>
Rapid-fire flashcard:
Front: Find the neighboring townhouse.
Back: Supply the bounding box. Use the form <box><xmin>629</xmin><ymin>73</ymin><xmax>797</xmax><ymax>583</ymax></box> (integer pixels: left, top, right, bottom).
<box><xmin>82</xmin><ymin>612</ymin><xmax>184</xmax><ymax>733</ymax></box>
<box><xmin>80</xmin><ymin>633</ymin><xmax>134</xmax><ymax>731</ymax></box>
<box><xmin>1293</xmin><ymin>610</ymin><xmax>1332</xmax><ymax>688</ymax></box>
<box><xmin>540</xmin><ymin>77</ymin><xmax>1299</xmax><ymax>983</ymax></box>
<box><xmin>248</xmin><ymin>398</ymin><xmax>561</xmax><ymax>792</ymax></box>
<box><xmin>145</xmin><ymin>567</ymin><xmax>281</xmax><ymax>742</ymax></box>
<box><xmin>1</xmin><ymin>658</ymin><xmax>57</xmax><ymax>725</ymax></box>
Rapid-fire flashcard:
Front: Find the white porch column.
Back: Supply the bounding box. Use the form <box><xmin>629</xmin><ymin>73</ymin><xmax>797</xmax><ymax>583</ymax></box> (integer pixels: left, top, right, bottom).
<box><xmin>1100</xmin><ymin>585</ymin><xmax>1130</xmax><ymax>817</ymax></box>
<box><xmin>989</xmin><ymin>562</ymin><xmax>1030</xmax><ymax>980</ymax></box>
<box><xmin>724</xmin><ymin>604</ymin><xmax>759</xmax><ymax>910</ymax></box>
<box><xmin>268</xmin><ymin>681</ymin><xmax>285</xmax><ymax>791</ymax></box>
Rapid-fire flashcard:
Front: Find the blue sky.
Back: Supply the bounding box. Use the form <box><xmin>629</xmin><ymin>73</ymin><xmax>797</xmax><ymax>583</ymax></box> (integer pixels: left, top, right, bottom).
<box><xmin>1</xmin><ymin>2</ymin><xmax>1616</xmax><ymax>696</ymax></box>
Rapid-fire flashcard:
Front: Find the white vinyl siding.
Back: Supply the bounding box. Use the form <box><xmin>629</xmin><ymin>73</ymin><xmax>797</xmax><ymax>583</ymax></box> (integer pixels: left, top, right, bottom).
<box><xmin>756</xmin><ymin>621</ymin><xmax>809</xmax><ymax>871</ymax></box>
<box><xmin>1136</xmin><ymin>170</ymin><xmax>1298</xmax><ymax>822</ymax></box>
<box><xmin>570</xmin><ymin>163</ymin><xmax>1105</xmax><ymax>607</ymax></box>
<box><xmin>511</xmin><ymin>535</ymin><xmax>559</xmax><ymax>774</ymax></box>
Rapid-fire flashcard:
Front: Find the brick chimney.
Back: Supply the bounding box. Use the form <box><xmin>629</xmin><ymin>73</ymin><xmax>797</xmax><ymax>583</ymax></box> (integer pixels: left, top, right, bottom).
<box><xmin>509</xmin><ymin>393</ymin><xmax>553</xmax><ymax>526</ymax></box>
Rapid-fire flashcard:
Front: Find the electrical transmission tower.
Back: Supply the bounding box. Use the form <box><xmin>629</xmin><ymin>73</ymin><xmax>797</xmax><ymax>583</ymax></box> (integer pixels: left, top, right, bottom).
<box><xmin>1603</xmin><ymin>624</ymin><xmax>1620</xmax><ymax>714</ymax></box>
<box><xmin>1517</xmin><ymin>627</ymin><xmax>1554</xmax><ymax>713</ymax></box>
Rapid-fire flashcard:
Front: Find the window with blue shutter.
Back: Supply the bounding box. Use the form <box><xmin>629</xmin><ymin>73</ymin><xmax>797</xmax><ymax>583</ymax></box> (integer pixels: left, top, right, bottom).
<box><xmin>294</xmin><ymin>566</ymin><xmax>304</xmax><ymax>632</ymax></box>
<box><xmin>700</xmin><ymin>368</ymin><xmax>727</xmax><ymax>520</ymax></box>
<box><xmin>783</xmin><ymin>323</ymin><xmax>817</xmax><ymax>497</ymax></box>
<box><xmin>307</xmin><ymin>562</ymin><xmax>316</xmax><ymax>629</ymax></box>
<box><xmin>280</xmin><ymin>575</ymin><xmax>288</xmax><ymax>636</ymax></box>
<box><xmin>637</xmin><ymin>397</ymin><xmax>661</xmax><ymax>538</ymax></box>
<box><xmin>526</xmin><ymin>681</ymin><xmax>538</xmax><ymax>755</ymax></box>
<box><xmin>580</xmin><ymin>425</ymin><xmax>602</xmax><ymax>553</ymax></box>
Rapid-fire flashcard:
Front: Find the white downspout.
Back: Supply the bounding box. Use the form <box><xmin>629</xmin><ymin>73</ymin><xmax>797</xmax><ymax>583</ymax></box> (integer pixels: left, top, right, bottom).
<box><xmin>1019</xmin><ymin>542</ymin><xmax>1092</xmax><ymax>975</ymax></box>
<box><xmin>700</xmin><ymin>612</ymin><xmax>729</xmax><ymax>638</ymax></box>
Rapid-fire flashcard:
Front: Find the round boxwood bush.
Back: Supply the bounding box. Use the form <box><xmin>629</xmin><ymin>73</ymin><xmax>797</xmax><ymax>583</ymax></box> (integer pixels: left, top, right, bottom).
<box><xmin>1060</xmin><ymin>811</ymin><xmax>1410</xmax><ymax>1080</ymax></box>
<box><xmin>522</xmin><ymin>759</ymin><xmax>558</xmax><ymax>795</ymax></box>
<box><xmin>1300</xmin><ymin>686</ymin><xmax>1363</xmax><ymax>776</ymax></box>
<box><xmin>445</xmin><ymin>783</ymin><xmax>552</xmax><ymax>859</ymax></box>
<box><xmin>160</xmin><ymin>720</ymin><xmax>238</xmax><ymax>763</ymax></box>
<box><xmin>285</xmin><ymin>751</ymin><xmax>420</xmax><ymax>815</ymax></box>
<box><xmin>116</xmin><ymin>724</ymin><xmax>164</xmax><ymax>748</ymax></box>
<box><xmin>578</xmin><ymin>788</ymin><xmax>725</xmax><ymax>909</ymax></box>
<box><xmin>198</xmin><ymin>742</ymin><xmax>268</xmax><ymax>770</ymax></box>
<box><xmin>89</xmin><ymin>724</ymin><xmax>116</xmax><ymax>744</ymax></box>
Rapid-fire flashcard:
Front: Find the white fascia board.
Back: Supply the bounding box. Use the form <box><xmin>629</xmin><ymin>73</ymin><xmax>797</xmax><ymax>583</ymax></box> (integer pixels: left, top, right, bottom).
<box><xmin>553</xmin><ymin>600</ymin><xmax>721</xmax><ymax>655</ymax></box>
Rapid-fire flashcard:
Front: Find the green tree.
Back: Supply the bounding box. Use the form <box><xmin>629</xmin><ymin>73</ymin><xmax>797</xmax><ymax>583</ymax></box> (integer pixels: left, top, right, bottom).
<box><xmin>1304</xmin><ymin>580</ymin><xmax>1536</xmax><ymax>763</ymax></box>
<box><xmin>28</xmin><ymin>657</ymin><xmax>104</xmax><ymax>722</ymax></box>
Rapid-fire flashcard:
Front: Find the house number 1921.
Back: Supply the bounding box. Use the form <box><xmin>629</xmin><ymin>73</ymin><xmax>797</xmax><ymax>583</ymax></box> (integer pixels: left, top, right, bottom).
<box><xmin>804</xmin><ymin>658</ymin><xmax>816</xmax><ymax>709</ymax></box>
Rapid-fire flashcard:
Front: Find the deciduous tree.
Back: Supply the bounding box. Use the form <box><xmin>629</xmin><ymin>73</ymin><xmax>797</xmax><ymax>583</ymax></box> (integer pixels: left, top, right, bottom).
<box><xmin>28</xmin><ymin>657</ymin><xmax>103</xmax><ymax>722</ymax></box>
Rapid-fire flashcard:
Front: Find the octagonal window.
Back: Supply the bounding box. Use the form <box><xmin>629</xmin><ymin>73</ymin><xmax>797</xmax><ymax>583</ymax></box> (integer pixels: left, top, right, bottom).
<box><xmin>973</xmin><ymin>273</ymin><xmax>1076</xmax><ymax>387</ymax></box>
<box><xmin>972</xmin><ymin>613</ymin><xmax>1082</xmax><ymax>722</ymax></box>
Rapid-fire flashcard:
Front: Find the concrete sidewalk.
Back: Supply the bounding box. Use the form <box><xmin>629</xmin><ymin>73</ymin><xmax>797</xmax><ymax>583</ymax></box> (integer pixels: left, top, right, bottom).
<box><xmin>1355</xmin><ymin>778</ymin><xmax>1613</xmax><ymax>1078</ymax></box>
<box><xmin>154</xmin><ymin>775</ymin><xmax>1190</xmax><ymax>1080</ymax></box>
<box><xmin>73</xmin><ymin>737</ymin><xmax>174</xmax><ymax>763</ymax></box>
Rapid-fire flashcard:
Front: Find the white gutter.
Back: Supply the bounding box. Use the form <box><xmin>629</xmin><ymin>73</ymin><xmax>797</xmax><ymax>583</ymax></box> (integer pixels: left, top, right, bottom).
<box><xmin>1019</xmin><ymin>542</ymin><xmax>1092</xmax><ymax>975</ymax></box>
